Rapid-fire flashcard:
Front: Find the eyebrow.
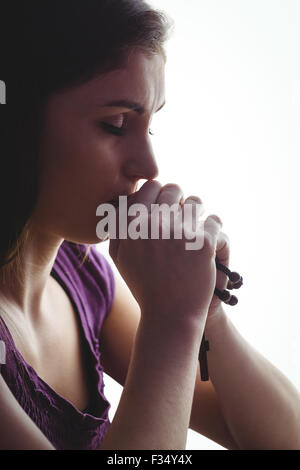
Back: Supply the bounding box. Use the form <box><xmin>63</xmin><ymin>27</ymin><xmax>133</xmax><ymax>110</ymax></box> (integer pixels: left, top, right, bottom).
<box><xmin>99</xmin><ymin>99</ymin><xmax>166</xmax><ymax>114</ymax></box>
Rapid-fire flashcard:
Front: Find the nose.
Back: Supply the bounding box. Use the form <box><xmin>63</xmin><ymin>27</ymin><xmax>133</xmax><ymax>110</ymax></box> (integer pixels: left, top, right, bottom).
<box><xmin>122</xmin><ymin>136</ymin><xmax>159</xmax><ymax>182</ymax></box>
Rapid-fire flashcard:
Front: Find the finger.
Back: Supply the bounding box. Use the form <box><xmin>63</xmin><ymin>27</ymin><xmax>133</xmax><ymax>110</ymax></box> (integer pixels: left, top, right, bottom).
<box><xmin>151</xmin><ymin>184</ymin><xmax>185</xmax><ymax>234</ymax></box>
<box><xmin>125</xmin><ymin>179</ymin><xmax>163</xmax><ymax>226</ymax></box>
<box><xmin>127</xmin><ymin>179</ymin><xmax>162</xmax><ymax>212</ymax></box>
<box><xmin>214</xmin><ymin>232</ymin><xmax>243</xmax><ymax>293</ymax></box>
<box><xmin>180</xmin><ymin>195</ymin><xmax>203</xmax><ymax>208</ymax></box>
<box><xmin>155</xmin><ymin>183</ymin><xmax>184</xmax><ymax>208</ymax></box>
<box><xmin>203</xmin><ymin>215</ymin><xmax>223</xmax><ymax>253</ymax></box>
<box><xmin>214</xmin><ymin>231</ymin><xmax>231</xmax><ymax>292</ymax></box>
<box><xmin>183</xmin><ymin>195</ymin><xmax>203</xmax><ymax>204</ymax></box>
<box><xmin>109</xmin><ymin>179</ymin><xmax>162</xmax><ymax>261</ymax></box>
<box><xmin>182</xmin><ymin>196</ymin><xmax>205</xmax><ymax>232</ymax></box>
<box><xmin>215</xmin><ymin>231</ymin><xmax>230</xmax><ymax>266</ymax></box>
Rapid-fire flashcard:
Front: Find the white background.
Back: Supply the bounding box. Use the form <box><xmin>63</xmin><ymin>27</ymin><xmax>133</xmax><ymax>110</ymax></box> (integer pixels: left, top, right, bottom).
<box><xmin>96</xmin><ymin>0</ymin><xmax>300</xmax><ymax>449</ymax></box>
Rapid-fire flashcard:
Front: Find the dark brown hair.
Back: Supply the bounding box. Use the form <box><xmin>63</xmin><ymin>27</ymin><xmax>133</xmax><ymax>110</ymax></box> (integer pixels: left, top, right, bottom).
<box><xmin>0</xmin><ymin>0</ymin><xmax>172</xmax><ymax>282</ymax></box>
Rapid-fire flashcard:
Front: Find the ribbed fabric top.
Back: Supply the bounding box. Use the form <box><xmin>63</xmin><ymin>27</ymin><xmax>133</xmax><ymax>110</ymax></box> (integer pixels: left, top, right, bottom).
<box><xmin>0</xmin><ymin>241</ymin><xmax>115</xmax><ymax>449</ymax></box>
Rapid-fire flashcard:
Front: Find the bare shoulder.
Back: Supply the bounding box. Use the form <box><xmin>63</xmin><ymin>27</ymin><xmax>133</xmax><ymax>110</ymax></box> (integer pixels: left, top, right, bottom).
<box><xmin>99</xmin><ymin>271</ymin><xmax>141</xmax><ymax>387</ymax></box>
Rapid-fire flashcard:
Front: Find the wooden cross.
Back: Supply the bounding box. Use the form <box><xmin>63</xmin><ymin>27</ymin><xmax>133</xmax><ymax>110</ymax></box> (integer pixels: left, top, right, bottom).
<box><xmin>199</xmin><ymin>333</ymin><xmax>210</xmax><ymax>381</ymax></box>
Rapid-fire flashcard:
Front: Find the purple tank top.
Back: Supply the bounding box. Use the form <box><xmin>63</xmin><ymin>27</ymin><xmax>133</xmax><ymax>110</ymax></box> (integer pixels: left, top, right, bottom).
<box><xmin>0</xmin><ymin>241</ymin><xmax>115</xmax><ymax>450</ymax></box>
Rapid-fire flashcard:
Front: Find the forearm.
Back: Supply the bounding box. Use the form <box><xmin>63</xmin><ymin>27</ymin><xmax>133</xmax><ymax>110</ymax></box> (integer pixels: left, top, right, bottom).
<box><xmin>205</xmin><ymin>308</ymin><xmax>300</xmax><ymax>449</ymax></box>
<box><xmin>99</xmin><ymin>312</ymin><xmax>205</xmax><ymax>450</ymax></box>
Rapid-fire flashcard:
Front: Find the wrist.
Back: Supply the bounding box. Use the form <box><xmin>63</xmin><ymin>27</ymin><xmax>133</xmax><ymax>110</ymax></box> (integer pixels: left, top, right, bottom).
<box><xmin>205</xmin><ymin>304</ymin><xmax>228</xmax><ymax>337</ymax></box>
<box><xmin>140</xmin><ymin>305</ymin><xmax>207</xmax><ymax>342</ymax></box>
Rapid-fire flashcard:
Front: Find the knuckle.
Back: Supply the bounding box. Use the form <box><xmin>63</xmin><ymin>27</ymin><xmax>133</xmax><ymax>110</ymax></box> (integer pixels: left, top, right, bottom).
<box><xmin>142</xmin><ymin>179</ymin><xmax>162</xmax><ymax>195</ymax></box>
<box><xmin>210</xmin><ymin>214</ymin><xmax>223</xmax><ymax>227</ymax></box>
<box><xmin>150</xmin><ymin>179</ymin><xmax>162</xmax><ymax>190</ymax></box>
<box><xmin>185</xmin><ymin>195</ymin><xmax>202</xmax><ymax>204</ymax></box>
<box><xmin>162</xmin><ymin>183</ymin><xmax>183</xmax><ymax>193</ymax></box>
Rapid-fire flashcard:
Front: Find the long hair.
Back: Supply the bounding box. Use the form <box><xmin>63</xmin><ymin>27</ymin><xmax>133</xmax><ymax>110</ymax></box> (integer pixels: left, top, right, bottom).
<box><xmin>0</xmin><ymin>0</ymin><xmax>172</xmax><ymax>283</ymax></box>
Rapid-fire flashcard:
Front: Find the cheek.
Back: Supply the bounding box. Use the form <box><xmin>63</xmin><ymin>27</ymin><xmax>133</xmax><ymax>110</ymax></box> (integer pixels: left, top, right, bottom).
<box><xmin>36</xmin><ymin>122</ymin><xmax>123</xmax><ymax>236</ymax></box>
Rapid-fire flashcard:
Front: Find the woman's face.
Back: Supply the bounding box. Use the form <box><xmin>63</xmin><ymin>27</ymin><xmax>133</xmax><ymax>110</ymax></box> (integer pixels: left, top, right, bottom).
<box><xmin>32</xmin><ymin>50</ymin><xmax>166</xmax><ymax>244</ymax></box>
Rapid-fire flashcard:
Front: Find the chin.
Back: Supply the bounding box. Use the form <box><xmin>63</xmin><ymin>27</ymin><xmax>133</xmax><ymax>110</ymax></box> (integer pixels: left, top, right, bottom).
<box><xmin>65</xmin><ymin>234</ymin><xmax>109</xmax><ymax>245</ymax></box>
<box><xmin>61</xmin><ymin>223</ymin><xmax>109</xmax><ymax>246</ymax></box>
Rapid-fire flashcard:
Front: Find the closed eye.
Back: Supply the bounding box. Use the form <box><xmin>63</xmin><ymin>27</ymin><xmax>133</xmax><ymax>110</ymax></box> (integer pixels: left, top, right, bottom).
<box><xmin>100</xmin><ymin>121</ymin><xmax>126</xmax><ymax>136</ymax></box>
<box><xmin>99</xmin><ymin>113</ymin><xmax>154</xmax><ymax>137</ymax></box>
<box><xmin>100</xmin><ymin>113</ymin><xmax>126</xmax><ymax>135</ymax></box>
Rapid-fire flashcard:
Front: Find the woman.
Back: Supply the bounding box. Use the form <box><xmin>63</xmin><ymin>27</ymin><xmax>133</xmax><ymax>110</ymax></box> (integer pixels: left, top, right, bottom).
<box><xmin>1</xmin><ymin>0</ymin><xmax>300</xmax><ymax>450</ymax></box>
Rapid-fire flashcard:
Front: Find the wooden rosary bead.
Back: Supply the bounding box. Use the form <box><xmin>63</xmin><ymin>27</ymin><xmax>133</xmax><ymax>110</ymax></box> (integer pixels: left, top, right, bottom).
<box><xmin>226</xmin><ymin>295</ymin><xmax>238</xmax><ymax>306</ymax></box>
<box><xmin>214</xmin><ymin>287</ymin><xmax>231</xmax><ymax>302</ymax></box>
<box><xmin>228</xmin><ymin>271</ymin><xmax>241</xmax><ymax>284</ymax></box>
<box><xmin>215</xmin><ymin>260</ymin><xmax>242</xmax><ymax>283</ymax></box>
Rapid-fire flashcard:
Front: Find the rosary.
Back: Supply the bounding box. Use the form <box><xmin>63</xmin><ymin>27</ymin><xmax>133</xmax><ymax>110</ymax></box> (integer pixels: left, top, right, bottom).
<box><xmin>199</xmin><ymin>259</ymin><xmax>243</xmax><ymax>381</ymax></box>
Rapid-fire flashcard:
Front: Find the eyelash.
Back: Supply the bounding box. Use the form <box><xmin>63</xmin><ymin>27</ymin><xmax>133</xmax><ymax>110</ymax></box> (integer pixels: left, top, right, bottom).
<box><xmin>100</xmin><ymin>122</ymin><xmax>125</xmax><ymax>136</ymax></box>
<box><xmin>100</xmin><ymin>121</ymin><xmax>155</xmax><ymax>137</ymax></box>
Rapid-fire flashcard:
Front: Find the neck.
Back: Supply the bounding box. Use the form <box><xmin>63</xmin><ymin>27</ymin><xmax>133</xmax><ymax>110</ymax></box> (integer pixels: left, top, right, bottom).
<box><xmin>0</xmin><ymin>223</ymin><xmax>63</xmax><ymax>323</ymax></box>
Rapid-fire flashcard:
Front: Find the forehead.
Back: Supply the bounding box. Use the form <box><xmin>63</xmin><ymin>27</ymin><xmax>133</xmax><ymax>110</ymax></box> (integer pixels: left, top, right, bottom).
<box><xmin>53</xmin><ymin>50</ymin><xmax>166</xmax><ymax>115</ymax></box>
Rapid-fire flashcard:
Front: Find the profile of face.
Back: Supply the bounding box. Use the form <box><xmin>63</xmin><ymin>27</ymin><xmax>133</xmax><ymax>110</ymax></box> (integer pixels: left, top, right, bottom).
<box><xmin>31</xmin><ymin>50</ymin><xmax>166</xmax><ymax>244</ymax></box>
